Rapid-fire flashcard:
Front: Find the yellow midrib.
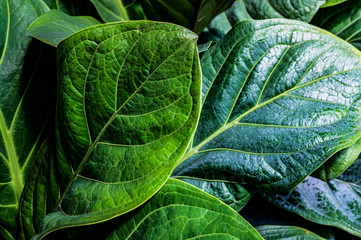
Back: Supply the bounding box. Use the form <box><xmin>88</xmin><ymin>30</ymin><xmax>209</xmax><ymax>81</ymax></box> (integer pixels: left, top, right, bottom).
<box><xmin>0</xmin><ymin>109</ymin><xmax>23</xmax><ymax>203</ymax></box>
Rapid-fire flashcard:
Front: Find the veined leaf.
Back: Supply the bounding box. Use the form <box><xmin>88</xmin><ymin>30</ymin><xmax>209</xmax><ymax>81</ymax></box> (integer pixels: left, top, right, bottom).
<box><xmin>0</xmin><ymin>1</ymin><xmax>56</xmax><ymax>239</ymax></box>
<box><xmin>256</xmin><ymin>225</ymin><xmax>326</xmax><ymax>240</ymax></box>
<box><xmin>47</xmin><ymin>179</ymin><xmax>262</xmax><ymax>240</ymax></box>
<box><xmin>26</xmin><ymin>10</ymin><xmax>101</xmax><ymax>47</ymax></box>
<box><xmin>265</xmin><ymin>176</ymin><xmax>361</xmax><ymax>237</ymax></box>
<box><xmin>243</xmin><ymin>0</ymin><xmax>325</xmax><ymax>23</ymax></box>
<box><xmin>90</xmin><ymin>0</ymin><xmax>129</xmax><ymax>22</ymax></box>
<box><xmin>174</xmin><ymin>19</ymin><xmax>361</xmax><ymax>194</ymax></box>
<box><xmin>338</xmin><ymin>153</ymin><xmax>361</xmax><ymax>184</ymax></box>
<box><xmin>176</xmin><ymin>177</ymin><xmax>253</xmax><ymax>211</ymax></box>
<box><xmin>139</xmin><ymin>0</ymin><xmax>234</xmax><ymax>34</ymax></box>
<box><xmin>312</xmin><ymin>0</ymin><xmax>361</xmax><ymax>44</ymax></box>
<box><xmin>32</xmin><ymin>21</ymin><xmax>201</xmax><ymax>239</ymax></box>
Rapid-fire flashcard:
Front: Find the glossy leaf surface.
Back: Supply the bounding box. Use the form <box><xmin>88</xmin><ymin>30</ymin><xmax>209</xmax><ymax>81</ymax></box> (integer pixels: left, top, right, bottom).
<box><xmin>26</xmin><ymin>10</ymin><xmax>100</xmax><ymax>47</ymax></box>
<box><xmin>0</xmin><ymin>1</ymin><xmax>56</xmax><ymax>239</ymax></box>
<box><xmin>174</xmin><ymin>19</ymin><xmax>361</xmax><ymax>194</ymax></box>
<box><xmin>256</xmin><ymin>225</ymin><xmax>326</xmax><ymax>240</ymax></box>
<box><xmin>243</xmin><ymin>0</ymin><xmax>325</xmax><ymax>23</ymax></box>
<box><xmin>176</xmin><ymin>177</ymin><xmax>253</xmax><ymax>211</ymax></box>
<box><xmin>90</xmin><ymin>0</ymin><xmax>129</xmax><ymax>22</ymax></box>
<box><xmin>312</xmin><ymin>0</ymin><xmax>361</xmax><ymax>44</ymax></box>
<box><xmin>321</xmin><ymin>0</ymin><xmax>348</xmax><ymax>8</ymax></box>
<box><xmin>33</xmin><ymin>21</ymin><xmax>201</xmax><ymax>239</ymax></box>
<box><xmin>265</xmin><ymin>176</ymin><xmax>361</xmax><ymax>237</ymax></box>
<box><xmin>140</xmin><ymin>0</ymin><xmax>234</xmax><ymax>34</ymax></box>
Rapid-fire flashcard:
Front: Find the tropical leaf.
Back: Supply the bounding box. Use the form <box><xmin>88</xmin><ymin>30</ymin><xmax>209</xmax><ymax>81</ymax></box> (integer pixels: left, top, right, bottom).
<box><xmin>26</xmin><ymin>10</ymin><xmax>101</xmax><ymax>47</ymax></box>
<box><xmin>265</xmin><ymin>176</ymin><xmax>361</xmax><ymax>237</ymax></box>
<box><xmin>321</xmin><ymin>0</ymin><xmax>348</xmax><ymax>8</ymax></box>
<box><xmin>139</xmin><ymin>0</ymin><xmax>234</xmax><ymax>34</ymax></box>
<box><xmin>174</xmin><ymin>19</ymin><xmax>361</xmax><ymax>195</ymax></box>
<box><xmin>256</xmin><ymin>225</ymin><xmax>326</xmax><ymax>240</ymax></box>
<box><xmin>312</xmin><ymin>0</ymin><xmax>361</xmax><ymax>45</ymax></box>
<box><xmin>243</xmin><ymin>0</ymin><xmax>325</xmax><ymax>23</ymax></box>
<box><xmin>176</xmin><ymin>177</ymin><xmax>253</xmax><ymax>211</ymax></box>
<box><xmin>44</xmin><ymin>179</ymin><xmax>263</xmax><ymax>240</ymax></box>
<box><xmin>0</xmin><ymin>1</ymin><xmax>57</xmax><ymax>239</ymax></box>
<box><xmin>31</xmin><ymin>21</ymin><xmax>201</xmax><ymax>239</ymax></box>
<box><xmin>90</xmin><ymin>0</ymin><xmax>130</xmax><ymax>22</ymax></box>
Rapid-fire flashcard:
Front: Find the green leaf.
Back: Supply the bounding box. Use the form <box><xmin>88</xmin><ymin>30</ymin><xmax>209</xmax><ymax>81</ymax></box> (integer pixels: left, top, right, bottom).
<box><xmin>313</xmin><ymin>137</ymin><xmax>361</xmax><ymax>181</ymax></box>
<box><xmin>46</xmin><ymin>179</ymin><xmax>263</xmax><ymax>240</ymax></box>
<box><xmin>312</xmin><ymin>0</ymin><xmax>361</xmax><ymax>44</ymax></box>
<box><xmin>90</xmin><ymin>0</ymin><xmax>129</xmax><ymax>22</ymax></box>
<box><xmin>33</xmin><ymin>21</ymin><xmax>201</xmax><ymax>239</ymax></box>
<box><xmin>256</xmin><ymin>225</ymin><xmax>326</xmax><ymax>240</ymax></box>
<box><xmin>139</xmin><ymin>0</ymin><xmax>235</xmax><ymax>34</ymax></box>
<box><xmin>26</xmin><ymin>10</ymin><xmax>101</xmax><ymax>47</ymax></box>
<box><xmin>176</xmin><ymin>177</ymin><xmax>253</xmax><ymax>211</ymax></box>
<box><xmin>265</xmin><ymin>176</ymin><xmax>361</xmax><ymax>237</ymax></box>
<box><xmin>18</xmin><ymin>139</ymin><xmax>59</xmax><ymax>240</ymax></box>
<box><xmin>243</xmin><ymin>0</ymin><xmax>325</xmax><ymax>23</ymax></box>
<box><xmin>174</xmin><ymin>19</ymin><xmax>361</xmax><ymax>195</ymax></box>
<box><xmin>0</xmin><ymin>1</ymin><xmax>56</xmax><ymax>239</ymax></box>
<box><xmin>338</xmin><ymin>154</ymin><xmax>361</xmax><ymax>184</ymax></box>
<box><xmin>202</xmin><ymin>0</ymin><xmax>251</xmax><ymax>42</ymax></box>
<box><xmin>240</xmin><ymin>194</ymin><xmax>335</xmax><ymax>240</ymax></box>
<box><xmin>321</xmin><ymin>0</ymin><xmax>348</xmax><ymax>8</ymax></box>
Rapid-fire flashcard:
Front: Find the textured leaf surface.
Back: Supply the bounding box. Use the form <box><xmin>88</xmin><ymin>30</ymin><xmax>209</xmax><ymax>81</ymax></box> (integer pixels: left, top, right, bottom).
<box><xmin>140</xmin><ymin>0</ymin><xmax>234</xmax><ymax>34</ymax></box>
<box><xmin>256</xmin><ymin>225</ymin><xmax>326</xmax><ymax>240</ymax></box>
<box><xmin>26</xmin><ymin>10</ymin><xmax>100</xmax><ymax>47</ymax></box>
<box><xmin>312</xmin><ymin>0</ymin><xmax>361</xmax><ymax>44</ymax></box>
<box><xmin>33</xmin><ymin>21</ymin><xmax>201</xmax><ymax>239</ymax></box>
<box><xmin>265</xmin><ymin>176</ymin><xmax>361</xmax><ymax>237</ymax></box>
<box><xmin>50</xmin><ymin>179</ymin><xmax>262</xmax><ymax>240</ymax></box>
<box><xmin>0</xmin><ymin>1</ymin><xmax>56</xmax><ymax>239</ymax></box>
<box><xmin>176</xmin><ymin>177</ymin><xmax>253</xmax><ymax>211</ymax></box>
<box><xmin>174</xmin><ymin>19</ymin><xmax>361</xmax><ymax>194</ymax></box>
<box><xmin>243</xmin><ymin>0</ymin><xmax>325</xmax><ymax>23</ymax></box>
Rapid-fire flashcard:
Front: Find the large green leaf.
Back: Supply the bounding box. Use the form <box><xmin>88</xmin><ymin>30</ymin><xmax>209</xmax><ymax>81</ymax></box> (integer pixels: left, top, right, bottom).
<box><xmin>312</xmin><ymin>0</ymin><xmax>361</xmax><ymax>45</ymax></box>
<box><xmin>32</xmin><ymin>21</ymin><xmax>201</xmax><ymax>239</ymax></box>
<box><xmin>26</xmin><ymin>10</ymin><xmax>101</xmax><ymax>47</ymax></box>
<box><xmin>0</xmin><ymin>1</ymin><xmax>57</xmax><ymax>239</ymax></box>
<box><xmin>243</xmin><ymin>0</ymin><xmax>325</xmax><ymax>23</ymax></box>
<box><xmin>139</xmin><ymin>0</ymin><xmax>234</xmax><ymax>34</ymax></box>
<box><xmin>265</xmin><ymin>176</ymin><xmax>361</xmax><ymax>237</ymax></box>
<box><xmin>45</xmin><ymin>179</ymin><xmax>263</xmax><ymax>240</ymax></box>
<box><xmin>174</xmin><ymin>19</ymin><xmax>361</xmax><ymax>195</ymax></box>
<box><xmin>90</xmin><ymin>0</ymin><xmax>129</xmax><ymax>22</ymax></box>
<box><xmin>176</xmin><ymin>177</ymin><xmax>253</xmax><ymax>211</ymax></box>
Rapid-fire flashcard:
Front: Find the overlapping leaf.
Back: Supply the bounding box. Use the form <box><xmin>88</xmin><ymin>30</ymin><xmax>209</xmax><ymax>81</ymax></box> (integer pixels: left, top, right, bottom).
<box><xmin>32</xmin><ymin>21</ymin><xmax>201</xmax><ymax>239</ymax></box>
<box><xmin>139</xmin><ymin>0</ymin><xmax>234</xmax><ymax>34</ymax></box>
<box><xmin>243</xmin><ymin>0</ymin><xmax>325</xmax><ymax>23</ymax></box>
<box><xmin>174</xmin><ymin>19</ymin><xmax>361</xmax><ymax>194</ymax></box>
<box><xmin>0</xmin><ymin>1</ymin><xmax>57</xmax><ymax>239</ymax></box>
<box><xmin>256</xmin><ymin>225</ymin><xmax>326</xmax><ymax>240</ymax></box>
<box><xmin>265</xmin><ymin>176</ymin><xmax>361</xmax><ymax>237</ymax></box>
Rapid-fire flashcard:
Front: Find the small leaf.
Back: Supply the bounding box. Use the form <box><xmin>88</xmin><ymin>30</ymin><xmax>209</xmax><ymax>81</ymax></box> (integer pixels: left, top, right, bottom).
<box><xmin>312</xmin><ymin>0</ymin><xmax>361</xmax><ymax>44</ymax></box>
<box><xmin>174</xmin><ymin>19</ymin><xmax>361</xmax><ymax>194</ymax></box>
<box><xmin>176</xmin><ymin>177</ymin><xmax>253</xmax><ymax>211</ymax></box>
<box><xmin>265</xmin><ymin>176</ymin><xmax>361</xmax><ymax>237</ymax></box>
<box><xmin>26</xmin><ymin>10</ymin><xmax>101</xmax><ymax>47</ymax></box>
<box><xmin>321</xmin><ymin>0</ymin><xmax>348</xmax><ymax>8</ymax></box>
<box><xmin>139</xmin><ymin>0</ymin><xmax>234</xmax><ymax>34</ymax></box>
<box><xmin>90</xmin><ymin>0</ymin><xmax>129</xmax><ymax>22</ymax></box>
<box><xmin>243</xmin><ymin>0</ymin><xmax>325</xmax><ymax>23</ymax></box>
<box><xmin>256</xmin><ymin>225</ymin><xmax>326</xmax><ymax>240</ymax></box>
<box><xmin>33</xmin><ymin>21</ymin><xmax>201</xmax><ymax>239</ymax></box>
